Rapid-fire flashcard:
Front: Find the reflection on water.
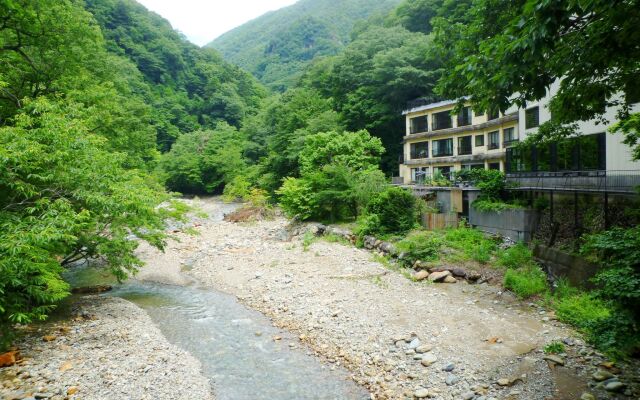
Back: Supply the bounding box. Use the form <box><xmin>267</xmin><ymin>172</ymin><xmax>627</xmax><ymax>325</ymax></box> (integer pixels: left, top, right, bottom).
<box><xmin>64</xmin><ymin>266</ymin><xmax>367</xmax><ymax>400</ymax></box>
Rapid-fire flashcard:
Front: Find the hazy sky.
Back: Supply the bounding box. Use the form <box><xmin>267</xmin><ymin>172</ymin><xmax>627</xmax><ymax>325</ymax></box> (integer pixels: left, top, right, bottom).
<box><xmin>137</xmin><ymin>0</ymin><xmax>298</xmax><ymax>46</ymax></box>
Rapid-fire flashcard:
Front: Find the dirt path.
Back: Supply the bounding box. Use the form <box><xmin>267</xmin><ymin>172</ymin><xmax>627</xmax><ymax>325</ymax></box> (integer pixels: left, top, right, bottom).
<box><xmin>135</xmin><ymin>198</ymin><xmax>620</xmax><ymax>400</ymax></box>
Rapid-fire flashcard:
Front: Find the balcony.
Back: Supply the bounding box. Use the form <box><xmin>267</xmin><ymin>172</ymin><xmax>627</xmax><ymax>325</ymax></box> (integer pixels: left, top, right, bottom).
<box><xmin>506</xmin><ymin>170</ymin><xmax>640</xmax><ymax>194</ymax></box>
<box><xmin>503</xmin><ymin>139</ymin><xmax>519</xmax><ymax>147</ymax></box>
<box><xmin>458</xmin><ymin>145</ymin><xmax>472</xmax><ymax>156</ymax></box>
<box><xmin>488</xmin><ymin>143</ymin><xmax>500</xmax><ymax>150</ymax></box>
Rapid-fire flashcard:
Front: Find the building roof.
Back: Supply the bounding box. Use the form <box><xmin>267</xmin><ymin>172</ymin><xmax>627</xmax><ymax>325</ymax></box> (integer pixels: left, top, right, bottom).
<box><xmin>402</xmin><ymin>98</ymin><xmax>468</xmax><ymax>115</ymax></box>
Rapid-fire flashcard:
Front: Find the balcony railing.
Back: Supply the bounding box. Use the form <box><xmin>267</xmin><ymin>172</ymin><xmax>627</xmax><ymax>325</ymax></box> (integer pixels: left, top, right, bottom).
<box><xmin>503</xmin><ymin>139</ymin><xmax>519</xmax><ymax>147</ymax></box>
<box><xmin>458</xmin><ymin>145</ymin><xmax>472</xmax><ymax>155</ymax></box>
<box><xmin>506</xmin><ymin>170</ymin><xmax>640</xmax><ymax>194</ymax></box>
<box><xmin>432</xmin><ymin>150</ymin><xmax>454</xmax><ymax>158</ymax></box>
<box><xmin>488</xmin><ymin>143</ymin><xmax>500</xmax><ymax>150</ymax></box>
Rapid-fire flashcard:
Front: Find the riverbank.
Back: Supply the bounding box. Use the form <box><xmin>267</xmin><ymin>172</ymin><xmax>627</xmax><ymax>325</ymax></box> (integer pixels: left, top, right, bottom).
<box><xmin>136</xmin><ymin>197</ymin><xmax>637</xmax><ymax>400</ymax></box>
<box><xmin>0</xmin><ymin>296</ymin><xmax>213</xmax><ymax>400</ymax></box>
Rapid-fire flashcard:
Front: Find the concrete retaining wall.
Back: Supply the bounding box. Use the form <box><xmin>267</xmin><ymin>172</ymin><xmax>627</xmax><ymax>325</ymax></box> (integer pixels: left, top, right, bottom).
<box><xmin>533</xmin><ymin>244</ymin><xmax>601</xmax><ymax>288</ymax></box>
<box><xmin>469</xmin><ymin>207</ymin><xmax>539</xmax><ymax>242</ymax></box>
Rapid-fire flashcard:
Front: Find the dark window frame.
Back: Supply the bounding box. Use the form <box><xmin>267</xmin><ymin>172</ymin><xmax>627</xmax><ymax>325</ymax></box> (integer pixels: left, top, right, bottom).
<box><xmin>487</xmin><ymin>109</ymin><xmax>500</xmax><ymax>121</ymax></box>
<box><xmin>525</xmin><ymin>106</ymin><xmax>540</xmax><ymax>129</ymax></box>
<box><xmin>503</xmin><ymin>127</ymin><xmax>518</xmax><ymax>145</ymax></box>
<box><xmin>475</xmin><ymin>134</ymin><xmax>484</xmax><ymax>147</ymax></box>
<box><xmin>488</xmin><ymin>130</ymin><xmax>500</xmax><ymax>150</ymax></box>
<box><xmin>410</xmin><ymin>141</ymin><xmax>429</xmax><ymax>159</ymax></box>
<box><xmin>432</xmin><ymin>138</ymin><xmax>454</xmax><ymax>157</ymax></box>
<box><xmin>409</xmin><ymin>115</ymin><xmax>429</xmax><ymax>134</ymax></box>
<box><xmin>457</xmin><ymin>107</ymin><xmax>472</xmax><ymax>127</ymax></box>
<box><xmin>458</xmin><ymin>135</ymin><xmax>472</xmax><ymax>155</ymax></box>
<box><xmin>432</xmin><ymin>110</ymin><xmax>453</xmax><ymax>131</ymax></box>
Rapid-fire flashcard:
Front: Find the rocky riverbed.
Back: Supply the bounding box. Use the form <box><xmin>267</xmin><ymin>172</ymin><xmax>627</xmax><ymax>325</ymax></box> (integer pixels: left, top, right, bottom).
<box><xmin>3</xmin><ymin>197</ymin><xmax>638</xmax><ymax>400</ymax></box>
<box><xmin>135</xmin><ymin>197</ymin><xmax>639</xmax><ymax>400</ymax></box>
<box><xmin>1</xmin><ymin>296</ymin><xmax>213</xmax><ymax>400</ymax></box>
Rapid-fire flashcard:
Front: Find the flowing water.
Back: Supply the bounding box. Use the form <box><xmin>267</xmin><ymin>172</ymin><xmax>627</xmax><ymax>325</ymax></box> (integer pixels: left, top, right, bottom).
<box><xmin>66</xmin><ymin>266</ymin><xmax>368</xmax><ymax>400</ymax></box>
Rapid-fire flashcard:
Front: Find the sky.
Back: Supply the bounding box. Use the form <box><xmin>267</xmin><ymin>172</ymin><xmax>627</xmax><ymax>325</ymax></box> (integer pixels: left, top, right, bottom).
<box><xmin>137</xmin><ymin>0</ymin><xmax>299</xmax><ymax>46</ymax></box>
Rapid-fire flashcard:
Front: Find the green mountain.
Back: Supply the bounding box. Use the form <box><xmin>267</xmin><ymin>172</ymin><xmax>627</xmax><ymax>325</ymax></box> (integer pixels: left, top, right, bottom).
<box><xmin>84</xmin><ymin>0</ymin><xmax>265</xmax><ymax>151</ymax></box>
<box><xmin>207</xmin><ymin>0</ymin><xmax>402</xmax><ymax>91</ymax></box>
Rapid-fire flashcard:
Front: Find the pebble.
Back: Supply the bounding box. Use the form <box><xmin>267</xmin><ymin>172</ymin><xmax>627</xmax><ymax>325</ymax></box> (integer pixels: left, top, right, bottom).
<box><xmin>414</xmin><ymin>388</ymin><xmax>430</xmax><ymax>398</ymax></box>
<box><xmin>415</xmin><ymin>344</ymin><xmax>432</xmax><ymax>354</ymax></box>
<box><xmin>542</xmin><ymin>355</ymin><xmax>565</xmax><ymax>366</ymax></box>
<box><xmin>421</xmin><ymin>353</ymin><xmax>438</xmax><ymax>367</ymax></box>
<box><xmin>445</xmin><ymin>374</ymin><xmax>459</xmax><ymax>386</ymax></box>
<box><xmin>592</xmin><ymin>370</ymin><xmax>614</xmax><ymax>381</ymax></box>
<box><xmin>461</xmin><ymin>390</ymin><xmax>475</xmax><ymax>400</ymax></box>
<box><xmin>408</xmin><ymin>338</ymin><xmax>421</xmax><ymax>350</ymax></box>
<box><xmin>442</xmin><ymin>363</ymin><xmax>455</xmax><ymax>372</ymax></box>
<box><xmin>580</xmin><ymin>393</ymin><xmax>596</xmax><ymax>400</ymax></box>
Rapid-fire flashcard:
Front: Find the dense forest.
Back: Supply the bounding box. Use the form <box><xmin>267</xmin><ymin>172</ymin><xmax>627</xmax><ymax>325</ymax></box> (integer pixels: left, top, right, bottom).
<box><xmin>1</xmin><ymin>0</ymin><xmax>639</xmax><ymax>357</ymax></box>
<box><xmin>207</xmin><ymin>0</ymin><xmax>402</xmax><ymax>91</ymax></box>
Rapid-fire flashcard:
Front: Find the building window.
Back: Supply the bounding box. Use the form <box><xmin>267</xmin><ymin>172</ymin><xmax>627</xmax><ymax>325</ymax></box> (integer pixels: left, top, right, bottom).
<box><xmin>475</xmin><ymin>134</ymin><xmax>484</xmax><ymax>147</ymax></box>
<box><xmin>432</xmin><ymin>138</ymin><xmax>453</xmax><ymax>157</ymax></box>
<box><xmin>525</xmin><ymin>106</ymin><xmax>539</xmax><ymax>129</ymax></box>
<box><xmin>410</xmin><ymin>141</ymin><xmax>429</xmax><ymax>159</ymax></box>
<box><xmin>411</xmin><ymin>167</ymin><xmax>429</xmax><ymax>184</ymax></box>
<box><xmin>458</xmin><ymin>135</ymin><xmax>472</xmax><ymax>155</ymax></box>
<box><xmin>457</xmin><ymin>107</ymin><xmax>472</xmax><ymax>127</ymax></box>
<box><xmin>488</xmin><ymin>131</ymin><xmax>500</xmax><ymax>150</ymax></box>
<box><xmin>462</xmin><ymin>163</ymin><xmax>485</xmax><ymax>170</ymax></box>
<box><xmin>432</xmin><ymin>110</ymin><xmax>453</xmax><ymax>131</ymax></box>
<box><xmin>409</xmin><ymin>115</ymin><xmax>428</xmax><ymax>134</ymax></box>
<box><xmin>488</xmin><ymin>162</ymin><xmax>501</xmax><ymax>171</ymax></box>
<box><xmin>503</xmin><ymin>127</ymin><xmax>518</xmax><ymax>146</ymax></box>
<box><xmin>487</xmin><ymin>109</ymin><xmax>500</xmax><ymax>121</ymax></box>
<box><xmin>505</xmin><ymin>133</ymin><xmax>606</xmax><ymax>173</ymax></box>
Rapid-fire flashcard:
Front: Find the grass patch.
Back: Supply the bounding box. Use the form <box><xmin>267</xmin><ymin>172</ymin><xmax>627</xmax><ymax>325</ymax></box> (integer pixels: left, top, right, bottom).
<box><xmin>544</xmin><ymin>341</ymin><xmax>565</xmax><ymax>354</ymax></box>
<box><xmin>321</xmin><ymin>233</ymin><xmax>350</xmax><ymax>246</ymax></box>
<box><xmin>553</xmin><ymin>292</ymin><xmax>611</xmax><ymax>329</ymax></box>
<box><xmin>504</xmin><ymin>266</ymin><xmax>549</xmax><ymax>298</ymax></box>
<box><xmin>395</xmin><ymin>230</ymin><xmax>443</xmax><ymax>266</ymax></box>
<box><xmin>302</xmin><ymin>231</ymin><xmax>315</xmax><ymax>252</ymax></box>
<box><xmin>497</xmin><ymin>243</ymin><xmax>534</xmax><ymax>269</ymax></box>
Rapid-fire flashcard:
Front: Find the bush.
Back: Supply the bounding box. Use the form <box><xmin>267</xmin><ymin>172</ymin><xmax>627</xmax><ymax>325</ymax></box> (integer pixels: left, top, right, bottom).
<box><xmin>554</xmin><ymin>293</ymin><xmax>611</xmax><ymax>328</ymax></box>
<box><xmin>497</xmin><ymin>243</ymin><xmax>534</xmax><ymax>269</ymax></box>
<box><xmin>504</xmin><ymin>266</ymin><xmax>549</xmax><ymax>298</ymax></box>
<box><xmin>277</xmin><ymin>177</ymin><xmax>317</xmax><ymax>220</ymax></box>
<box><xmin>443</xmin><ymin>227</ymin><xmax>497</xmax><ymax>263</ymax></box>
<box><xmin>223</xmin><ymin>175</ymin><xmax>252</xmax><ymax>202</ymax></box>
<box><xmin>395</xmin><ymin>231</ymin><xmax>443</xmax><ymax>266</ymax></box>
<box><xmin>544</xmin><ymin>341</ymin><xmax>565</xmax><ymax>354</ymax></box>
<box><xmin>364</xmin><ymin>187</ymin><xmax>418</xmax><ymax>236</ymax></box>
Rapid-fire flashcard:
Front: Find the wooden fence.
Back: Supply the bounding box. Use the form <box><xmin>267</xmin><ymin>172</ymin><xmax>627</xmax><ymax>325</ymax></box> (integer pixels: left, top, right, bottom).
<box><xmin>422</xmin><ymin>212</ymin><xmax>459</xmax><ymax>230</ymax></box>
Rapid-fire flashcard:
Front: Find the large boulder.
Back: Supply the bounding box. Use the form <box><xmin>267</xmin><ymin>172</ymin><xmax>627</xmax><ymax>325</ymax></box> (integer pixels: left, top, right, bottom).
<box><xmin>413</xmin><ymin>270</ymin><xmax>430</xmax><ymax>281</ymax></box>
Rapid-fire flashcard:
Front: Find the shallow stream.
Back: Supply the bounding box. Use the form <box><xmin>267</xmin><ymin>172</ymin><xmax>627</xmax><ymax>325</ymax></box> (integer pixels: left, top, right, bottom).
<box><xmin>66</xmin><ymin>263</ymin><xmax>368</xmax><ymax>400</ymax></box>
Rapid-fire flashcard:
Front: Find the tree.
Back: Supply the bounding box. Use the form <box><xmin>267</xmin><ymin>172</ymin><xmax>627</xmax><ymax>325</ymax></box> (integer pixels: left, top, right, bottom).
<box><xmin>0</xmin><ymin>98</ymin><xmax>173</xmax><ymax>349</ymax></box>
<box><xmin>434</xmin><ymin>0</ymin><xmax>640</xmax><ymax>157</ymax></box>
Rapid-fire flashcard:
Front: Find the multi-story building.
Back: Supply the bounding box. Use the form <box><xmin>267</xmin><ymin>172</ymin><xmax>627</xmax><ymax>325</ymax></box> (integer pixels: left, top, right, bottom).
<box><xmin>399</xmin><ymin>99</ymin><xmax>519</xmax><ymax>184</ymax></box>
<box><xmin>506</xmin><ymin>81</ymin><xmax>640</xmax><ymax>193</ymax></box>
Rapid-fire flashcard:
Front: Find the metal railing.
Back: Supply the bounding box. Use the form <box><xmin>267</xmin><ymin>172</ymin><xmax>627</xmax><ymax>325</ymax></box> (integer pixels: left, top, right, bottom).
<box><xmin>506</xmin><ymin>170</ymin><xmax>640</xmax><ymax>194</ymax></box>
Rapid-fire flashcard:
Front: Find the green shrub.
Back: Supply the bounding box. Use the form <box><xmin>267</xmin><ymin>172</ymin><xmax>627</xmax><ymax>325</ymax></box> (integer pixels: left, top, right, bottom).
<box><xmin>396</xmin><ymin>231</ymin><xmax>443</xmax><ymax>266</ymax></box>
<box><xmin>584</xmin><ymin>312</ymin><xmax>640</xmax><ymax>359</ymax></box>
<box><xmin>504</xmin><ymin>266</ymin><xmax>549</xmax><ymax>298</ymax></box>
<box><xmin>277</xmin><ymin>177</ymin><xmax>317</xmax><ymax>220</ymax></box>
<box><xmin>554</xmin><ymin>293</ymin><xmax>611</xmax><ymax>328</ymax></box>
<box><xmin>544</xmin><ymin>341</ymin><xmax>566</xmax><ymax>354</ymax></box>
<box><xmin>364</xmin><ymin>187</ymin><xmax>418</xmax><ymax>236</ymax></box>
<box><xmin>497</xmin><ymin>243</ymin><xmax>534</xmax><ymax>269</ymax></box>
<box><xmin>222</xmin><ymin>175</ymin><xmax>252</xmax><ymax>202</ymax></box>
<box><xmin>443</xmin><ymin>227</ymin><xmax>497</xmax><ymax>263</ymax></box>
<box><xmin>473</xmin><ymin>199</ymin><xmax>523</xmax><ymax>212</ymax></box>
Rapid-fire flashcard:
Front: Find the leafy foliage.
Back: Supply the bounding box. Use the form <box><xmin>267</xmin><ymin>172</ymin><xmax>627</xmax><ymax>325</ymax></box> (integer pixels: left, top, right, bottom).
<box><xmin>503</xmin><ymin>266</ymin><xmax>548</xmax><ymax>299</ymax></box>
<box><xmin>433</xmin><ymin>0</ymin><xmax>640</xmax><ymax>159</ymax></box>
<box><xmin>360</xmin><ymin>187</ymin><xmax>418</xmax><ymax>236</ymax></box>
<box><xmin>159</xmin><ymin>123</ymin><xmax>247</xmax><ymax>194</ymax></box>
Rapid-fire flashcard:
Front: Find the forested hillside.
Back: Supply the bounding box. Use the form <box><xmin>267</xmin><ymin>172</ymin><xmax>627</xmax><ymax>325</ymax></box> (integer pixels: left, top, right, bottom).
<box><xmin>84</xmin><ymin>0</ymin><xmax>265</xmax><ymax>151</ymax></box>
<box><xmin>207</xmin><ymin>0</ymin><xmax>402</xmax><ymax>91</ymax></box>
<box><xmin>0</xmin><ymin>0</ymin><xmax>264</xmax><ymax>348</ymax></box>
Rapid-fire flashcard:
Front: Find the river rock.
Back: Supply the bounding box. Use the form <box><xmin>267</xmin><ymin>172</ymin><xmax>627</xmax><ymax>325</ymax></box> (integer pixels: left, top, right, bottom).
<box><xmin>443</xmin><ymin>275</ymin><xmax>457</xmax><ymax>284</ymax></box>
<box><xmin>428</xmin><ymin>271</ymin><xmax>451</xmax><ymax>282</ymax></box>
<box><xmin>442</xmin><ymin>363</ymin><xmax>455</xmax><ymax>372</ymax></box>
<box><xmin>421</xmin><ymin>353</ymin><xmax>437</xmax><ymax>366</ymax></box>
<box><xmin>592</xmin><ymin>370</ymin><xmax>614</xmax><ymax>381</ymax></box>
<box><xmin>415</xmin><ymin>344</ymin><xmax>432</xmax><ymax>354</ymax></box>
<box><xmin>445</xmin><ymin>374</ymin><xmax>459</xmax><ymax>386</ymax></box>
<box><xmin>604</xmin><ymin>381</ymin><xmax>626</xmax><ymax>392</ymax></box>
<box><xmin>450</xmin><ymin>268</ymin><xmax>467</xmax><ymax>278</ymax></box>
<box><xmin>414</xmin><ymin>388</ymin><xmax>430</xmax><ymax>398</ymax></box>
<box><xmin>461</xmin><ymin>391</ymin><xmax>475</xmax><ymax>400</ymax></box>
<box><xmin>580</xmin><ymin>393</ymin><xmax>596</xmax><ymax>400</ymax></box>
<box><xmin>543</xmin><ymin>355</ymin><xmax>565</xmax><ymax>366</ymax></box>
<box><xmin>413</xmin><ymin>270</ymin><xmax>430</xmax><ymax>281</ymax></box>
<box><xmin>408</xmin><ymin>338</ymin><xmax>421</xmax><ymax>349</ymax></box>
